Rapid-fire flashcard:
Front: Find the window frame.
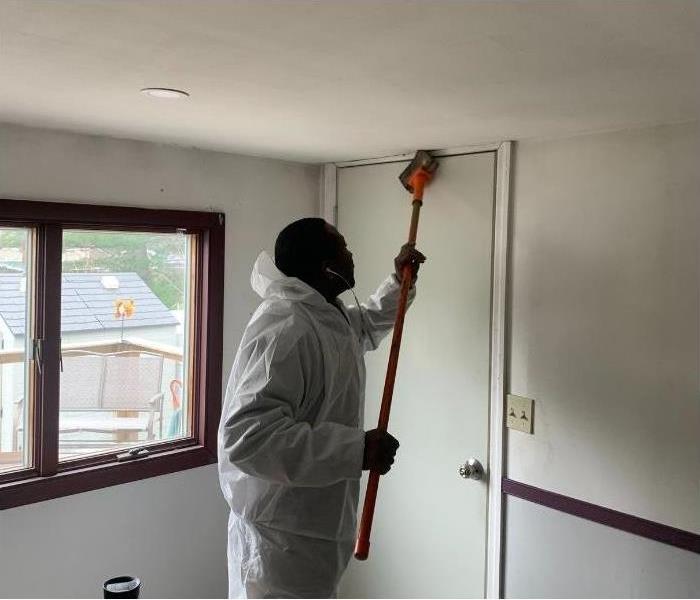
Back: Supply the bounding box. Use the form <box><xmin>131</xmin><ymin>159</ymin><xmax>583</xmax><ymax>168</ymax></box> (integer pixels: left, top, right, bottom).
<box><xmin>0</xmin><ymin>198</ymin><xmax>224</xmax><ymax>509</ymax></box>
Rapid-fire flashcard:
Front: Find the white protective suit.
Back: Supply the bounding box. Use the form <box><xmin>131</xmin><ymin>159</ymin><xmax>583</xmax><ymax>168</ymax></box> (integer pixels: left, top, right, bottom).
<box><xmin>218</xmin><ymin>252</ymin><xmax>414</xmax><ymax>598</ymax></box>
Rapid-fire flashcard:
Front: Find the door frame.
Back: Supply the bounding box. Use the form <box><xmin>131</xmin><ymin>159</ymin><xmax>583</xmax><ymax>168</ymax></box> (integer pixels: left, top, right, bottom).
<box><xmin>322</xmin><ymin>142</ymin><xmax>512</xmax><ymax>599</ymax></box>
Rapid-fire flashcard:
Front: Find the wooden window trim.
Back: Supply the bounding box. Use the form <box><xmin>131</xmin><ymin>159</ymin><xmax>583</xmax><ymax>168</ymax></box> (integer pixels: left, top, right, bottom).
<box><xmin>0</xmin><ymin>199</ymin><xmax>224</xmax><ymax>509</ymax></box>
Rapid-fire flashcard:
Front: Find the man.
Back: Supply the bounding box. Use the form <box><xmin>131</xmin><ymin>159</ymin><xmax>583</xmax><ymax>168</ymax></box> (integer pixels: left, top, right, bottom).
<box><xmin>218</xmin><ymin>218</ymin><xmax>425</xmax><ymax>598</ymax></box>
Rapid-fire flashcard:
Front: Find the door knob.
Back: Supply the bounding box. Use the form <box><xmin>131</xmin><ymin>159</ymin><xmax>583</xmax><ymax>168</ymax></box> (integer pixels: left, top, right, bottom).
<box><xmin>459</xmin><ymin>458</ymin><xmax>484</xmax><ymax>481</ymax></box>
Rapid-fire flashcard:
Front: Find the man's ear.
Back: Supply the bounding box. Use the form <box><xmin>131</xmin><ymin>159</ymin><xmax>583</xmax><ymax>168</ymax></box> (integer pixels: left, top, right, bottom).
<box><xmin>320</xmin><ymin>259</ymin><xmax>333</xmax><ymax>276</ymax></box>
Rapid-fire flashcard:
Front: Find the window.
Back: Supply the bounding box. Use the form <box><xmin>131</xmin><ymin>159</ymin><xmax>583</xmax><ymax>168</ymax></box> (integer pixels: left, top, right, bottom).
<box><xmin>0</xmin><ymin>200</ymin><xmax>224</xmax><ymax>509</ymax></box>
<box><xmin>58</xmin><ymin>230</ymin><xmax>193</xmax><ymax>462</ymax></box>
<box><xmin>0</xmin><ymin>227</ymin><xmax>34</xmax><ymax>474</ymax></box>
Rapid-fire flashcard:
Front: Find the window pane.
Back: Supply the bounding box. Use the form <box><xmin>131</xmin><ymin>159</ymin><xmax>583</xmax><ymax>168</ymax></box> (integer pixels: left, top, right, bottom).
<box><xmin>0</xmin><ymin>227</ymin><xmax>33</xmax><ymax>473</ymax></box>
<box><xmin>59</xmin><ymin>230</ymin><xmax>192</xmax><ymax>462</ymax></box>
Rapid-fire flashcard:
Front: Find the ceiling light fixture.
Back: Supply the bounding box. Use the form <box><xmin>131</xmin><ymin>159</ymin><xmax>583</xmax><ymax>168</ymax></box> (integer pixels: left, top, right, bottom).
<box><xmin>140</xmin><ymin>87</ymin><xmax>190</xmax><ymax>99</ymax></box>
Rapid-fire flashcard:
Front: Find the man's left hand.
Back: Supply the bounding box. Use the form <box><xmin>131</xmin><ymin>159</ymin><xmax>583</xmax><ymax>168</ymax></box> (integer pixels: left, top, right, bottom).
<box><xmin>394</xmin><ymin>244</ymin><xmax>426</xmax><ymax>283</ymax></box>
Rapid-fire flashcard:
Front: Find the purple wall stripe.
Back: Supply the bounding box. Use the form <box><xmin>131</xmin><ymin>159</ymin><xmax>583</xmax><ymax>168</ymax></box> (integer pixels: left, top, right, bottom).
<box><xmin>502</xmin><ymin>478</ymin><xmax>700</xmax><ymax>555</ymax></box>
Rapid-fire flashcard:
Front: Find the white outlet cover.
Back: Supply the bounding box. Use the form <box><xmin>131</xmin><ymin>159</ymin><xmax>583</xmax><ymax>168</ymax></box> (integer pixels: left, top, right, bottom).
<box><xmin>506</xmin><ymin>394</ymin><xmax>534</xmax><ymax>434</ymax></box>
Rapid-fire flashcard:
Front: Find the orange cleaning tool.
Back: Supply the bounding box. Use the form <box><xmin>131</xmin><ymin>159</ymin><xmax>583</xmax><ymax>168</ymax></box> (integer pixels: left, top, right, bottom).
<box><xmin>354</xmin><ymin>150</ymin><xmax>439</xmax><ymax>561</ymax></box>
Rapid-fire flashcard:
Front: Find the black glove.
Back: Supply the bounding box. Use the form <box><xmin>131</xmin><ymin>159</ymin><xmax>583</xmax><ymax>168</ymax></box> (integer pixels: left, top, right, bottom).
<box><xmin>363</xmin><ymin>429</ymin><xmax>400</xmax><ymax>475</ymax></box>
<box><xmin>394</xmin><ymin>244</ymin><xmax>426</xmax><ymax>283</ymax></box>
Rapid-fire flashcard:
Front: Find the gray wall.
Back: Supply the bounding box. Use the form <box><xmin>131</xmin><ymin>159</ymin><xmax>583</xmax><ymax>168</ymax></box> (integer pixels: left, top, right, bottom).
<box><xmin>505</xmin><ymin>121</ymin><xmax>700</xmax><ymax>597</ymax></box>
<box><xmin>1</xmin><ymin>120</ymin><xmax>698</xmax><ymax>598</ymax></box>
<box><xmin>0</xmin><ymin>122</ymin><xmax>319</xmax><ymax>598</ymax></box>
<box><xmin>504</xmin><ymin>496</ymin><xmax>700</xmax><ymax>598</ymax></box>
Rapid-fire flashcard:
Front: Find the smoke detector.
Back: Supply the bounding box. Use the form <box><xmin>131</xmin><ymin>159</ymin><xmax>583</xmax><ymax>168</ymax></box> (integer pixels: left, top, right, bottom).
<box><xmin>140</xmin><ymin>87</ymin><xmax>190</xmax><ymax>99</ymax></box>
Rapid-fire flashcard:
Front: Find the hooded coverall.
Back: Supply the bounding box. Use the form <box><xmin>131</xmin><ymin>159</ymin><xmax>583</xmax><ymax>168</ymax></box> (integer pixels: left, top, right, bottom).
<box><xmin>218</xmin><ymin>252</ymin><xmax>414</xmax><ymax>598</ymax></box>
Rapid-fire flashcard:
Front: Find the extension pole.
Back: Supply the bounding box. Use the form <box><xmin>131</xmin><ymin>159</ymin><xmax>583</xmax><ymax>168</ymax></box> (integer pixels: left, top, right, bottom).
<box><xmin>354</xmin><ymin>169</ymin><xmax>431</xmax><ymax>561</ymax></box>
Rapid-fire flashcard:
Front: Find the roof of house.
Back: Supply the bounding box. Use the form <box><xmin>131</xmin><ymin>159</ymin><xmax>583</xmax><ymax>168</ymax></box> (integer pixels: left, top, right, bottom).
<box><xmin>0</xmin><ymin>272</ymin><xmax>179</xmax><ymax>336</ymax></box>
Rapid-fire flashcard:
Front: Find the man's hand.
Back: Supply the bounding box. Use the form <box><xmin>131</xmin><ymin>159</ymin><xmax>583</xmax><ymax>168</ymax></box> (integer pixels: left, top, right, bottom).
<box><xmin>394</xmin><ymin>244</ymin><xmax>426</xmax><ymax>283</ymax></box>
<box><xmin>363</xmin><ymin>429</ymin><xmax>400</xmax><ymax>475</ymax></box>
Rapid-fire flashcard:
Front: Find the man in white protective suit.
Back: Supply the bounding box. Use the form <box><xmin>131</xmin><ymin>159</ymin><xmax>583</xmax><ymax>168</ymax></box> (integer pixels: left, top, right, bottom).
<box><xmin>218</xmin><ymin>217</ymin><xmax>425</xmax><ymax>598</ymax></box>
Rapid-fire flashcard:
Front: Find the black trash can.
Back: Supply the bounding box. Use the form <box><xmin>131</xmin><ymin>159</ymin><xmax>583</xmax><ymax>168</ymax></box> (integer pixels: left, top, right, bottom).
<box><xmin>103</xmin><ymin>576</ymin><xmax>141</xmax><ymax>599</ymax></box>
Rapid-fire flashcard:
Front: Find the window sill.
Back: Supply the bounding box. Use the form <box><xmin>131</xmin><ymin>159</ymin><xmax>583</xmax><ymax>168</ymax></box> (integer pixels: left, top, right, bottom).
<box><xmin>0</xmin><ymin>445</ymin><xmax>216</xmax><ymax>510</ymax></box>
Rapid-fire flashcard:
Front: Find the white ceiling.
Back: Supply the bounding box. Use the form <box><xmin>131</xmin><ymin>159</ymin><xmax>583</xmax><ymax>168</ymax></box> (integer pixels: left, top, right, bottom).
<box><xmin>1</xmin><ymin>0</ymin><xmax>698</xmax><ymax>163</ymax></box>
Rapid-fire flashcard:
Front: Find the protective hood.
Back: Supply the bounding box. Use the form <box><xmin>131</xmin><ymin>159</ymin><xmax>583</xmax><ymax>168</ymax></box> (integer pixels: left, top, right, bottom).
<box><xmin>250</xmin><ymin>251</ymin><xmax>325</xmax><ymax>307</ymax></box>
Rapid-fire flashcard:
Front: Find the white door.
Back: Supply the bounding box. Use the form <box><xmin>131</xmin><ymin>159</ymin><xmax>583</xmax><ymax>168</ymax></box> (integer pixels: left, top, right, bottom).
<box><xmin>336</xmin><ymin>152</ymin><xmax>496</xmax><ymax>598</ymax></box>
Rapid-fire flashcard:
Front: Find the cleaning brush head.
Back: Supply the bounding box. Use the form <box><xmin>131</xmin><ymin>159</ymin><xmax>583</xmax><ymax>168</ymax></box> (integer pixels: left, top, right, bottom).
<box><xmin>399</xmin><ymin>150</ymin><xmax>439</xmax><ymax>193</ymax></box>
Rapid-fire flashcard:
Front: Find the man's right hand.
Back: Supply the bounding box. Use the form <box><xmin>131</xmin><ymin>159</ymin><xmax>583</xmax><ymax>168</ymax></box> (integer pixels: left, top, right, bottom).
<box><xmin>363</xmin><ymin>429</ymin><xmax>400</xmax><ymax>474</ymax></box>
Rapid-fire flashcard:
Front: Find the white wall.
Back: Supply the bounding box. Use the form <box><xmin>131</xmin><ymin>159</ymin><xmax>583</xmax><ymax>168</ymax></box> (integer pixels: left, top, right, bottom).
<box><xmin>0</xmin><ymin>122</ymin><xmax>319</xmax><ymax>598</ymax></box>
<box><xmin>505</xmin><ymin>121</ymin><xmax>700</xmax><ymax>596</ymax></box>
<box><xmin>504</xmin><ymin>496</ymin><xmax>700</xmax><ymax>598</ymax></box>
<box><xmin>3</xmin><ymin>120</ymin><xmax>697</xmax><ymax>598</ymax></box>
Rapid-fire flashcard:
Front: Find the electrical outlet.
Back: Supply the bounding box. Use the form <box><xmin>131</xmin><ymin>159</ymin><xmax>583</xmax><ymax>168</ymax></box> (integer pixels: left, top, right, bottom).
<box><xmin>506</xmin><ymin>394</ymin><xmax>534</xmax><ymax>434</ymax></box>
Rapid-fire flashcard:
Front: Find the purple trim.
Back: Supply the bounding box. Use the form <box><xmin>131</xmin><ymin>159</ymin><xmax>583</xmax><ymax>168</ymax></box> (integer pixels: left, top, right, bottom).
<box><xmin>0</xmin><ymin>447</ymin><xmax>214</xmax><ymax>510</ymax></box>
<box><xmin>36</xmin><ymin>225</ymin><xmax>62</xmax><ymax>476</ymax></box>
<box><xmin>502</xmin><ymin>478</ymin><xmax>700</xmax><ymax>554</ymax></box>
<box><xmin>0</xmin><ymin>198</ymin><xmax>221</xmax><ymax>230</ymax></box>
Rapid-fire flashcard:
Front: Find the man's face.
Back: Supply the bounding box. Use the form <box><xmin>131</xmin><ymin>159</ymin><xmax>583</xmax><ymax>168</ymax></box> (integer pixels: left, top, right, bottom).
<box><xmin>325</xmin><ymin>224</ymin><xmax>355</xmax><ymax>289</ymax></box>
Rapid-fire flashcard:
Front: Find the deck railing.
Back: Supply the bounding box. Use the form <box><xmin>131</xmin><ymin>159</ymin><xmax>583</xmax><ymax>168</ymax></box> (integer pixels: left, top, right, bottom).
<box><xmin>0</xmin><ymin>337</ymin><xmax>183</xmax><ymax>365</ymax></box>
<box><xmin>0</xmin><ymin>338</ymin><xmax>184</xmax><ymax>469</ymax></box>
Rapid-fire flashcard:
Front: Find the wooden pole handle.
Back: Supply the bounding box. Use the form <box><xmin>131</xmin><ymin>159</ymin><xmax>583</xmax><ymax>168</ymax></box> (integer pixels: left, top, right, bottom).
<box><xmin>354</xmin><ymin>470</ymin><xmax>379</xmax><ymax>560</ymax></box>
